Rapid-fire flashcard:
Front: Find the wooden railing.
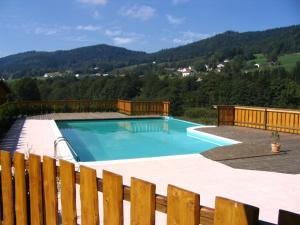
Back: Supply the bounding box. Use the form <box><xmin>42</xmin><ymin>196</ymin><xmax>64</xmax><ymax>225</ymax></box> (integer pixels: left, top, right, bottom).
<box><xmin>0</xmin><ymin>151</ymin><xmax>299</xmax><ymax>225</ymax></box>
<box><xmin>0</xmin><ymin>99</ymin><xmax>170</xmax><ymax>136</ymax></box>
<box><xmin>0</xmin><ymin>99</ymin><xmax>169</xmax><ymax>116</ymax></box>
<box><xmin>118</xmin><ymin>100</ymin><xmax>170</xmax><ymax>116</ymax></box>
<box><xmin>218</xmin><ymin>106</ymin><xmax>300</xmax><ymax>134</ymax></box>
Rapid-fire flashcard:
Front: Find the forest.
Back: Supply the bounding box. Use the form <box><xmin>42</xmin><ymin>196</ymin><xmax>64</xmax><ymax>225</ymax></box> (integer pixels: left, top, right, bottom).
<box><xmin>6</xmin><ymin>61</ymin><xmax>300</xmax><ymax>117</ymax></box>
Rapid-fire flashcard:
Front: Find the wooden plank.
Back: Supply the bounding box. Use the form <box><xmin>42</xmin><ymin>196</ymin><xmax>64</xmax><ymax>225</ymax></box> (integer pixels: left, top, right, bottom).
<box><xmin>29</xmin><ymin>154</ymin><xmax>43</xmax><ymax>225</ymax></box>
<box><xmin>130</xmin><ymin>177</ymin><xmax>155</xmax><ymax>225</ymax></box>
<box><xmin>1</xmin><ymin>150</ymin><xmax>14</xmax><ymax>225</ymax></box>
<box><xmin>167</xmin><ymin>185</ymin><xmax>200</xmax><ymax>225</ymax></box>
<box><xmin>14</xmin><ymin>152</ymin><xmax>28</xmax><ymax>225</ymax></box>
<box><xmin>103</xmin><ymin>170</ymin><xmax>124</xmax><ymax>225</ymax></box>
<box><xmin>59</xmin><ymin>159</ymin><xmax>77</xmax><ymax>225</ymax></box>
<box><xmin>43</xmin><ymin>156</ymin><xmax>58</xmax><ymax>225</ymax></box>
<box><xmin>278</xmin><ymin>209</ymin><xmax>300</xmax><ymax>225</ymax></box>
<box><xmin>80</xmin><ymin>166</ymin><xmax>99</xmax><ymax>225</ymax></box>
<box><xmin>214</xmin><ymin>197</ymin><xmax>259</xmax><ymax>225</ymax></box>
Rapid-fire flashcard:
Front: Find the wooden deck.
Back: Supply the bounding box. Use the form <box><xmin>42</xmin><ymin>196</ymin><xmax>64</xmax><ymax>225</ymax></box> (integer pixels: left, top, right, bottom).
<box><xmin>27</xmin><ymin>112</ymin><xmax>162</xmax><ymax>120</ymax></box>
<box><xmin>199</xmin><ymin>126</ymin><xmax>300</xmax><ymax>174</ymax></box>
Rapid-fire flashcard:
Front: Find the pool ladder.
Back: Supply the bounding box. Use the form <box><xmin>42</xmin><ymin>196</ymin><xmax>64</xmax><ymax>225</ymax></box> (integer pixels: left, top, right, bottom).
<box><xmin>54</xmin><ymin>137</ymin><xmax>80</xmax><ymax>162</ymax></box>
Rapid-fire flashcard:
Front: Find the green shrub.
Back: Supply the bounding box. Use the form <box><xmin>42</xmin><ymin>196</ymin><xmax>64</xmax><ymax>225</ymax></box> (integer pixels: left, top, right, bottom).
<box><xmin>184</xmin><ymin>107</ymin><xmax>217</xmax><ymax>119</ymax></box>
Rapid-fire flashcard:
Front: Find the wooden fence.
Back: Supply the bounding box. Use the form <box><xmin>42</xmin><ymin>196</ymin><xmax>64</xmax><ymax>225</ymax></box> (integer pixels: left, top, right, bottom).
<box><xmin>218</xmin><ymin>106</ymin><xmax>300</xmax><ymax>134</ymax></box>
<box><xmin>0</xmin><ymin>151</ymin><xmax>299</xmax><ymax>225</ymax></box>
<box><xmin>0</xmin><ymin>99</ymin><xmax>170</xmax><ymax>116</ymax></box>
<box><xmin>118</xmin><ymin>100</ymin><xmax>170</xmax><ymax>116</ymax></box>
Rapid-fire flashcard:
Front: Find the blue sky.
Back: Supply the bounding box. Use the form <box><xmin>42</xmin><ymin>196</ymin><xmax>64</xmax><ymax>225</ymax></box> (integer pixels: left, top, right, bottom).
<box><xmin>0</xmin><ymin>0</ymin><xmax>299</xmax><ymax>57</ymax></box>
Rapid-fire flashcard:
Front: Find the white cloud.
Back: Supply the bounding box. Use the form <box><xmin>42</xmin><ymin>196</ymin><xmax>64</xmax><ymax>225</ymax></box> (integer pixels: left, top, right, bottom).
<box><xmin>77</xmin><ymin>0</ymin><xmax>107</xmax><ymax>5</ymax></box>
<box><xmin>166</xmin><ymin>14</ymin><xmax>184</xmax><ymax>25</ymax></box>
<box><xmin>172</xmin><ymin>0</ymin><xmax>190</xmax><ymax>5</ymax></box>
<box><xmin>113</xmin><ymin>37</ymin><xmax>134</xmax><ymax>45</ymax></box>
<box><xmin>173</xmin><ymin>31</ymin><xmax>210</xmax><ymax>45</ymax></box>
<box><xmin>120</xmin><ymin>5</ymin><xmax>155</xmax><ymax>21</ymax></box>
<box><xmin>105</xmin><ymin>29</ymin><xmax>122</xmax><ymax>36</ymax></box>
<box><xmin>34</xmin><ymin>26</ymin><xmax>70</xmax><ymax>36</ymax></box>
<box><xmin>93</xmin><ymin>11</ymin><xmax>100</xmax><ymax>19</ymax></box>
<box><xmin>76</xmin><ymin>25</ymin><xmax>102</xmax><ymax>31</ymax></box>
<box><xmin>105</xmin><ymin>28</ymin><xmax>143</xmax><ymax>46</ymax></box>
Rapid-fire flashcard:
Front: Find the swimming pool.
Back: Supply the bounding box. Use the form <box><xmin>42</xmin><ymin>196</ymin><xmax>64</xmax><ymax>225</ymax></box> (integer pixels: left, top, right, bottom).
<box><xmin>56</xmin><ymin>118</ymin><xmax>238</xmax><ymax>162</ymax></box>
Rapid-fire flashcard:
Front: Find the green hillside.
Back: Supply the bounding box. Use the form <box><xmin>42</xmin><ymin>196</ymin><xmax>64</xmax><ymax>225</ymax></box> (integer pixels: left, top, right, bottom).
<box><xmin>279</xmin><ymin>53</ymin><xmax>300</xmax><ymax>71</ymax></box>
<box><xmin>247</xmin><ymin>53</ymin><xmax>300</xmax><ymax>71</ymax></box>
<box><xmin>0</xmin><ymin>24</ymin><xmax>300</xmax><ymax>79</ymax></box>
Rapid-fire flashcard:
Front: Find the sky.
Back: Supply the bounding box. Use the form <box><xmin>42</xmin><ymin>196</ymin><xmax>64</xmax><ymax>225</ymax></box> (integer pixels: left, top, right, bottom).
<box><xmin>0</xmin><ymin>0</ymin><xmax>300</xmax><ymax>57</ymax></box>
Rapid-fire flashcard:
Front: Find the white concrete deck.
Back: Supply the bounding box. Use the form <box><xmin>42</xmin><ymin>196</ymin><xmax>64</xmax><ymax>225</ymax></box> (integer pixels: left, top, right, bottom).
<box><xmin>1</xmin><ymin>118</ymin><xmax>300</xmax><ymax>224</ymax></box>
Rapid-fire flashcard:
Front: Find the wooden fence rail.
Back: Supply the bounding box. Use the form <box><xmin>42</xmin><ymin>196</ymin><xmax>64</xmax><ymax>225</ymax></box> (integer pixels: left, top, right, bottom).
<box><xmin>118</xmin><ymin>100</ymin><xmax>170</xmax><ymax>116</ymax></box>
<box><xmin>218</xmin><ymin>105</ymin><xmax>300</xmax><ymax>134</ymax></box>
<box><xmin>0</xmin><ymin>151</ymin><xmax>299</xmax><ymax>225</ymax></box>
<box><xmin>0</xmin><ymin>99</ymin><xmax>170</xmax><ymax>116</ymax></box>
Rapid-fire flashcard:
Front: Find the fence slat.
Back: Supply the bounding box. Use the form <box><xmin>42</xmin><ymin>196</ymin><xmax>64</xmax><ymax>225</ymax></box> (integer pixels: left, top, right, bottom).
<box><xmin>43</xmin><ymin>156</ymin><xmax>58</xmax><ymax>225</ymax></box>
<box><xmin>29</xmin><ymin>154</ymin><xmax>43</xmax><ymax>225</ymax></box>
<box><xmin>59</xmin><ymin>159</ymin><xmax>77</xmax><ymax>225</ymax></box>
<box><xmin>80</xmin><ymin>166</ymin><xmax>99</xmax><ymax>225</ymax></box>
<box><xmin>1</xmin><ymin>150</ymin><xmax>14</xmax><ymax>225</ymax></box>
<box><xmin>103</xmin><ymin>170</ymin><xmax>124</xmax><ymax>225</ymax></box>
<box><xmin>278</xmin><ymin>209</ymin><xmax>300</xmax><ymax>225</ymax></box>
<box><xmin>214</xmin><ymin>197</ymin><xmax>259</xmax><ymax>225</ymax></box>
<box><xmin>130</xmin><ymin>177</ymin><xmax>155</xmax><ymax>225</ymax></box>
<box><xmin>14</xmin><ymin>152</ymin><xmax>28</xmax><ymax>225</ymax></box>
<box><xmin>167</xmin><ymin>185</ymin><xmax>200</xmax><ymax>225</ymax></box>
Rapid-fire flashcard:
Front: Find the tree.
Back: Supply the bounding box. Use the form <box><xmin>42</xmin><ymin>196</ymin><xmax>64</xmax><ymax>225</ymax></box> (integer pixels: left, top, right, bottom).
<box><xmin>15</xmin><ymin>77</ymin><xmax>41</xmax><ymax>100</ymax></box>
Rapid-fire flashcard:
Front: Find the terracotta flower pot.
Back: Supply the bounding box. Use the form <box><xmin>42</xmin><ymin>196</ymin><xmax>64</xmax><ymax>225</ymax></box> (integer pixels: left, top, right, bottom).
<box><xmin>271</xmin><ymin>143</ymin><xmax>281</xmax><ymax>153</ymax></box>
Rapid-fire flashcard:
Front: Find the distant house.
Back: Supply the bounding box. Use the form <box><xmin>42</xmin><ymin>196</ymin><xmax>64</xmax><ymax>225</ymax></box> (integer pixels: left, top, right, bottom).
<box><xmin>205</xmin><ymin>64</ymin><xmax>212</xmax><ymax>72</ymax></box>
<box><xmin>224</xmin><ymin>59</ymin><xmax>230</xmax><ymax>63</ymax></box>
<box><xmin>0</xmin><ymin>81</ymin><xmax>10</xmax><ymax>105</ymax></box>
<box><xmin>75</xmin><ymin>74</ymin><xmax>80</xmax><ymax>78</ymax></box>
<box><xmin>177</xmin><ymin>66</ymin><xmax>192</xmax><ymax>77</ymax></box>
<box><xmin>216</xmin><ymin>63</ymin><xmax>225</xmax><ymax>72</ymax></box>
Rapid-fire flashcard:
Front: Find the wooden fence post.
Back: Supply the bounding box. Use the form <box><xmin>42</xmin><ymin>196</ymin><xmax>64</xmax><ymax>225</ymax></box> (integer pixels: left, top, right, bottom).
<box><xmin>130</xmin><ymin>177</ymin><xmax>156</xmax><ymax>225</ymax></box>
<box><xmin>80</xmin><ymin>166</ymin><xmax>99</xmax><ymax>225</ymax></box>
<box><xmin>29</xmin><ymin>154</ymin><xmax>43</xmax><ymax>225</ymax></box>
<box><xmin>278</xmin><ymin>209</ymin><xmax>300</xmax><ymax>225</ymax></box>
<box><xmin>1</xmin><ymin>150</ymin><xmax>14</xmax><ymax>225</ymax></box>
<box><xmin>42</xmin><ymin>156</ymin><xmax>58</xmax><ymax>225</ymax></box>
<box><xmin>214</xmin><ymin>197</ymin><xmax>259</xmax><ymax>225</ymax></box>
<box><xmin>103</xmin><ymin>170</ymin><xmax>124</xmax><ymax>225</ymax></box>
<box><xmin>14</xmin><ymin>152</ymin><xmax>28</xmax><ymax>225</ymax></box>
<box><xmin>264</xmin><ymin>108</ymin><xmax>268</xmax><ymax>130</ymax></box>
<box><xmin>59</xmin><ymin>160</ymin><xmax>77</xmax><ymax>225</ymax></box>
<box><xmin>167</xmin><ymin>185</ymin><xmax>200</xmax><ymax>225</ymax></box>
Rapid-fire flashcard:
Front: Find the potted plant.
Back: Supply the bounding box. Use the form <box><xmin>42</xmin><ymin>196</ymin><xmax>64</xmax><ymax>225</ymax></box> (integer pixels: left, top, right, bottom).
<box><xmin>271</xmin><ymin>131</ymin><xmax>281</xmax><ymax>153</ymax></box>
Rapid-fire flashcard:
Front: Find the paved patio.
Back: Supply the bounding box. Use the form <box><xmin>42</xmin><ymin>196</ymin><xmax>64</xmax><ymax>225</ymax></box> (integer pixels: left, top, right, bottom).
<box><xmin>199</xmin><ymin>126</ymin><xmax>300</xmax><ymax>174</ymax></box>
<box><xmin>0</xmin><ymin>114</ymin><xmax>299</xmax><ymax>224</ymax></box>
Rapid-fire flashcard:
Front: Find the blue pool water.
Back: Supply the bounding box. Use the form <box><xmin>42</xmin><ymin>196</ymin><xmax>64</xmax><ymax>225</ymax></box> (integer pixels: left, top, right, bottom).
<box><xmin>56</xmin><ymin>118</ymin><xmax>235</xmax><ymax>162</ymax></box>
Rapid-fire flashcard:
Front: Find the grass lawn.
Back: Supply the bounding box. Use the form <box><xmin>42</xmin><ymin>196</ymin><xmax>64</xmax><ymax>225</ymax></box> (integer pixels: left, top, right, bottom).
<box><xmin>278</xmin><ymin>53</ymin><xmax>300</xmax><ymax>71</ymax></box>
<box><xmin>247</xmin><ymin>53</ymin><xmax>300</xmax><ymax>72</ymax></box>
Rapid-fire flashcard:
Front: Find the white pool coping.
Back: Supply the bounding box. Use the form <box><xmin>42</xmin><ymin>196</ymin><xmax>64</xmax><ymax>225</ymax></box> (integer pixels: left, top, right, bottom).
<box><xmin>186</xmin><ymin>125</ymin><xmax>241</xmax><ymax>146</ymax></box>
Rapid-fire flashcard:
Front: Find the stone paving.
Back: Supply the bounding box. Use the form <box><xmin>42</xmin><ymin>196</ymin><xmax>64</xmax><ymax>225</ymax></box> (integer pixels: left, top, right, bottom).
<box><xmin>199</xmin><ymin>126</ymin><xmax>300</xmax><ymax>174</ymax></box>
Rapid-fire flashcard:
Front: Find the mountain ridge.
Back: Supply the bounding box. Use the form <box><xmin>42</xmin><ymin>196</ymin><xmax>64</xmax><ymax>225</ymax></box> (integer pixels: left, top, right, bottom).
<box><xmin>1</xmin><ymin>24</ymin><xmax>300</xmax><ymax>79</ymax></box>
